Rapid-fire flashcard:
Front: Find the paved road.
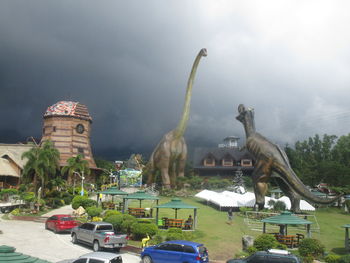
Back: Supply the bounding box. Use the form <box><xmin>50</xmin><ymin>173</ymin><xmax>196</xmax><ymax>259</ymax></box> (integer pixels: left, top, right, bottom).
<box><xmin>0</xmin><ymin>218</ymin><xmax>141</xmax><ymax>263</ymax></box>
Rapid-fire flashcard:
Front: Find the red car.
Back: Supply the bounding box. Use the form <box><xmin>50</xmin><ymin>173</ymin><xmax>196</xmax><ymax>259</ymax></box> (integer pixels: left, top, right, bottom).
<box><xmin>45</xmin><ymin>214</ymin><xmax>79</xmax><ymax>233</ymax></box>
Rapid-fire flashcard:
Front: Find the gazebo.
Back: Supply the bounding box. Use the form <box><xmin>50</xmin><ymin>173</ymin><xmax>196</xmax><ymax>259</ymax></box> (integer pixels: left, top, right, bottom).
<box><xmin>155</xmin><ymin>198</ymin><xmax>198</xmax><ymax>229</ymax></box>
<box><xmin>122</xmin><ymin>190</ymin><xmax>160</xmax><ymax>217</ymax></box>
<box><xmin>342</xmin><ymin>224</ymin><xmax>350</xmax><ymax>251</ymax></box>
<box><xmin>0</xmin><ymin>245</ymin><xmax>51</xmax><ymax>263</ymax></box>
<box><xmin>261</xmin><ymin>211</ymin><xmax>313</xmax><ymax>238</ymax></box>
<box><xmin>97</xmin><ymin>187</ymin><xmax>128</xmax><ymax>207</ymax></box>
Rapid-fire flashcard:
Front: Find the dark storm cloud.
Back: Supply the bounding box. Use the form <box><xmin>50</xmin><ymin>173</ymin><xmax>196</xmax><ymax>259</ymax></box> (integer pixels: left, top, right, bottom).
<box><xmin>1</xmin><ymin>1</ymin><xmax>350</xmax><ymax>160</ymax></box>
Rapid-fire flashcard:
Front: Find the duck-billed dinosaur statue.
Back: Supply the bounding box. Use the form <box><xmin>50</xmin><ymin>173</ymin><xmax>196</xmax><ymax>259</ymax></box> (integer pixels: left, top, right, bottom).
<box><xmin>147</xmin><ymin>48</ymin><xmax>207</xmax><ymax>188</ymax></box>
<box><xmin>236</xmin><ymin>104</ymin><xmax>341</xmax><ymax>213</ymax></box>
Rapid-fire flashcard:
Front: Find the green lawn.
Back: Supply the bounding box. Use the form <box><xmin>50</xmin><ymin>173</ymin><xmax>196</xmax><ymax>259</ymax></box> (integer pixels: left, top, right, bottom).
<box><xmin>124</xmin><ymin>197</ymin><xmax>350</xmax><ymax>261</ymax></box>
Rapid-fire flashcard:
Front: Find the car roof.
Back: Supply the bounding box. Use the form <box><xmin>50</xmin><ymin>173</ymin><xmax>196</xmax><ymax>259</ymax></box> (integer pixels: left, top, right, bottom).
<box><xmin>80</xmin><ymin>252</ymin><xmax>121</xmax><ymax>260</ymax></box>
<box><xmin>86</xmin><ymin>221</ymin><xmax>112</xmax><ymax>225</ymax></box>
<box><xmin>51</xmin><ymin>214</ymin><xmax>73</xmax><ymax>218</ymax></box>
<box><xmin>164</xmin><ymin>240</ymin><xmax>204</xmax><ymax>247</ymax></box>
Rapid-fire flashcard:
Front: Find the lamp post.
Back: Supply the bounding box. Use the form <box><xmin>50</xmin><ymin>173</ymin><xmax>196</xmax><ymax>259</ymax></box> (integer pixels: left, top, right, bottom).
<box><xmin>74</xmin><ymin>171</ymin><xmax>85</xmax><ymax>196</ymax></box>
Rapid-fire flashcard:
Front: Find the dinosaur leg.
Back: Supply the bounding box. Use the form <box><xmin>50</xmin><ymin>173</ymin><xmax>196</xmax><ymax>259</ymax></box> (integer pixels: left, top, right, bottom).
<box><xmin>253</xmin><ymin>160</ymin><xmax>269</xmax><ymax>211</ymax></box>
<box><xmin>160</xmin><ymin>166</ymin><xmax>171</xmax><ymax>189</ymax></box>
<box><xmin>169</xmin><ymin>161</ymin><xmax>177</xmax><ymax>188</ymax></box>
<box><xmin>274</xmin><ymin>176</ymin><xmax>301</xmax><ymax>213</ymax></box>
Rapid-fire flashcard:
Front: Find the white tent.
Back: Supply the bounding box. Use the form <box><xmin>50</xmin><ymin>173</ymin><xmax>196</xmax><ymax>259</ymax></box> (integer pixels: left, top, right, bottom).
<box><xmin>277</xmin><ymin>196</ymin><xmax>315</xmax><ymax>211</ymax></box>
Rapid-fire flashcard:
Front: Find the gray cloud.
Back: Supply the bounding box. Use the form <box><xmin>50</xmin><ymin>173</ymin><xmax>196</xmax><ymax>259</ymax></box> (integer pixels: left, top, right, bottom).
<box><xmin>1</xmin><ymin>1</ymin><xmax>350</xmax><ymax>160</ymax></box>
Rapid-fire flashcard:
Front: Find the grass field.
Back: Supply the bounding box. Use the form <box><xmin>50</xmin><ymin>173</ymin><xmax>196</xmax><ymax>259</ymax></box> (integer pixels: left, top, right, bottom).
<box><xmin>125</xmin><ymin>197</ymin><xmax>350</xmax><ymax>261</ymax></box>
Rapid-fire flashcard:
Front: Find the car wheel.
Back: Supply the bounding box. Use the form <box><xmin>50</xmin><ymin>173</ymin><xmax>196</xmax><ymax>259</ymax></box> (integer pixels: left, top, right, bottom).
<box><xmin>53</xmin><ymin>227</ymin><xmax>58</xmax><ymax>234</ymax></box>
<box><xmin>72</xmin><ymin>233</ymin><xmax>78</xmax><ymax>244</ymax></box>
<box><xmin>93</xmin><ymin>240</ymin><xmax>100</xmax><ymax>252</ymax></box>
<box><xmin>142</xmin><ymin>256</ymin><xmax>153</xmax><ymax>263</ymax></box>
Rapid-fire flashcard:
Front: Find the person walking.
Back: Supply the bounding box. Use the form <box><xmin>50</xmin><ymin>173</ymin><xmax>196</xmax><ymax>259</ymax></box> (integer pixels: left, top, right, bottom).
<box><xmin>227</xmin><ymin>208</ymin><xmax>233</xmax><ymax>225</ymax></box>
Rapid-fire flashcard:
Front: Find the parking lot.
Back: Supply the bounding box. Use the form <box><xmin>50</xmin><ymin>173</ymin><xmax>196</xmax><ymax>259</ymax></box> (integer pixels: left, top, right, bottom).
<box><xmin>0</xmin><ymin>218</ymin><xmax>141</xmax><ymax>263</ymax></box>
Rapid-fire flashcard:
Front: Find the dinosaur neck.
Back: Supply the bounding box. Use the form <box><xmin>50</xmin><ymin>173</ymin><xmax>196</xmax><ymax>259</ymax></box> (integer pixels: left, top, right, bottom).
<box><xmin>174</xmin><ymin>50</ymin><xmax>206</xmax><ymax>139</ymax></box>
<box><xmin>243</xmin><ymin>118</ymin><xmax>256</xmax><ymax>138</ymax></box>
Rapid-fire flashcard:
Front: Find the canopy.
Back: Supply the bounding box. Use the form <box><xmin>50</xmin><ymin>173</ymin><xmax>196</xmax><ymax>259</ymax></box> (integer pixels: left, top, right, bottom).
<box><xmin>123</xmin><ymin>190</ymin><xmax>159</xmax><ymax>210</ymax></box>
<box><xmin>99</xmin><ymin>187</ymin><xmax>128</xmax><ymax>195</ymax></box>
<box><xmin>261</xmin><ymin>211</ymin><xmax>313</xmax><ymax>237</ymax></box>
<box><xmin>155</xmin><ymin>198</ymin><xmax>198</xmax><ymax>229</ymax></box>
<box><xmin>277</xmin><ymin>196</ymin><xmax>315</xmax><ymax>211</ymax></box>
<box><xmin>0</xmin><ymin>245</ymin><xmax>51</xmax><ymax>263</ymax></box>
<box><xmin>155</xmin><ymin>198</ymin><xmax>198</xmax><ymax>209</ymax></box>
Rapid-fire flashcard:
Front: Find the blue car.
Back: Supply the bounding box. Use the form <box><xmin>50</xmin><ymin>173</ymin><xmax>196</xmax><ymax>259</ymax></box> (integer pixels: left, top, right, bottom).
<box><xmin>141</xmin><ymin>240</ymin><xmax>209</xmax><ymax>263</ymax></box>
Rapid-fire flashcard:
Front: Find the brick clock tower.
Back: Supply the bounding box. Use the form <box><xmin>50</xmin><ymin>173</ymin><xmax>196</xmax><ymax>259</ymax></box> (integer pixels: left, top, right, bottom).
<box><xmin>41</xmin><ymin>101</ymin><xmax>97</xmax><ymax>182</ymax></box>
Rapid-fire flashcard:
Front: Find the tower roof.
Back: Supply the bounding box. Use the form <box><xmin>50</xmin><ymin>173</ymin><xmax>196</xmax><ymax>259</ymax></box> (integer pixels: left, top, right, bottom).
<box><xmin>44</xmin><ymin>101</ymin><xmax>92</xmax><ymax>121</ymax></box>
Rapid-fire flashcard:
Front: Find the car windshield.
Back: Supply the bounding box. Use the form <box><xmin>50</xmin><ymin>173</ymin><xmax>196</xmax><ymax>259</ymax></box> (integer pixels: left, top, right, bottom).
<box><xmin>61</xmin><ymin>217</ymin><xmax>74</xmax><ymax>221</ymax></box>
<box><xmin>110</xmin><ymin>257</ymin><xmax>122</xmax><ymax>263</ymax></box>
<box><xmin>96</xmin><ymin>225</ymin><xmax>113</xmax><ymax>231</ymax></box>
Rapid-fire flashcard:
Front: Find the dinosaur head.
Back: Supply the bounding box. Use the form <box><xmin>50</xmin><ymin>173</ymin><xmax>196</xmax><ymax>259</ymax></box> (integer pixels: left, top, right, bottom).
<box><xmin>236</xmin><ymin>104</ymin><xmax>256</xmax><ymax>137</ymax></box>
<box><xmin>199</xmin><ymin>48</ymin><xmax>208</xmax><ymax>57</ymax></box>
<box><xmin>236</xmin><ymin>104</ymin><xmax>254</xmax><ymax>122</ymax></box>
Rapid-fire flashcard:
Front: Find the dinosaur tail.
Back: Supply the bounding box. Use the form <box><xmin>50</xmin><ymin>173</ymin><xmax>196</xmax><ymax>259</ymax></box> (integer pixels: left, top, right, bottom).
<box><xmin>174</xmin><ymin>48</ymin><xmax>207</xmax><ymax>139</ymax></box>
<box><xmin>274</xmin><ymin>163</ymin><xmax>342</xmax><ymax>205</ymax></box>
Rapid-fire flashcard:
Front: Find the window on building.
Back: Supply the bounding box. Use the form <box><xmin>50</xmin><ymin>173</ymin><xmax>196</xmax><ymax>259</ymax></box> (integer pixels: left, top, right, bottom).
<box><xmin>241</xmin><ymin>159</ymin><xmax>252</xmax><ymax>167</ymax></box>
<box><xmin>53</xmin><ymin>126</ymin><xmax>56</xmax><ymax>132</ymax></box>
<box><xmin>222</xmin><ymin>154</ymin><xmax>234</xmax><ymax>166</ymax></box>
<box><xmin>204</xmin><ymin>158</ymin><xmax>215</xmax><ymax>166</ymax></box>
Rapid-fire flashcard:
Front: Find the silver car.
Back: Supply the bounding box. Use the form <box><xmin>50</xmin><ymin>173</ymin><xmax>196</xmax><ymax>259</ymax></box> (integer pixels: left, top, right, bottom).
<box><xmin>58</xmin><ymin>252</ymin><xmax>123</xmax><ymax>263</ymax></box>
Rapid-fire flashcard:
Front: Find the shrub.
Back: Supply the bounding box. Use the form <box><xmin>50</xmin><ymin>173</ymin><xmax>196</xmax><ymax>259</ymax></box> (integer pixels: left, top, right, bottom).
<box><xmin>81</xmin><ymin>199</ymin><xmax>97</xmax><ymax>209</ymax></box>
<box><xmin>46</xmin><ymin>198</ymin><xmax>63</xmax><ymax>208</ymax></box>
<box><xmin>10</xmin><ymin>208</ymin><xmax>20</xmax><ymax>216</ymax></box>
<box><xmin>325</xmin><ymin>254</ymin><xmax>342</xmax><ymax>263</ymax></box>
<box><xmin>168</xmin><ymin>228</ymin><xmax>182</xmax><ymax>234</ymax></box>
<box><xmin>91</xmin><ymin>216</ymin><xmax>103</xmax><ymax>222</ymax></box>
<box><xmin>339</xmin><ymin>255</ymin><xmax>350</xmax><ymax>263</ymax></box>
<box><xmin>21</xmin><ymin>192</ymin><xmax>35</xmax><ymax>203</ymax></box>
<box><xmin>121</xmin><ymin>215</ymin><xmax>138</xmax><ymax>234</ymax></box>
<box><xmin>166</xmin><ymin>232</ymin><xmax>184</xmax><ymax>241</ymax></box>
<box><xmin>103</xmin><ymin>210</ymin><xmax>122</xmax><ymax>219</ymax></box>
<box><xmin>131</xmin><ymin>222</ymin><xmax>158</xmax><ymax>240</ymax></box>
<box><xmin>104</xmin><ymin>215</ymin><xmax>124</xmax><ymax>232</ymax></box>
<box><xmin>72</xmin><ymin>196</ymin><xmax>88</xmax><ymax>209</ymax></box>
<box><xmin>253</xmin><ymin>234</ymin><xmax>279</xmax><ymax>251</ymax></box>
<box><xmin>86</xmin><ymin>206</ymin><xmax>103</xmax><ymax>218</ymax></box>
<box><xmin>298</xmin><ymin>238</ymin><xmax>325</xmax><ymax>258</ymax></box>
<box><xmin>149</xmin><ymin>234</ymin><xmax>163</xmax><ymax>245</ymax></box>
<box><xmin>246</xmin><ymin>246</ymin><xmax>258</xmax><ymax>255</ymax></box>
<box><xmin>273</xmin><ymin>201</ymin><xmax>287</xmax><ymax>211</ymax></box>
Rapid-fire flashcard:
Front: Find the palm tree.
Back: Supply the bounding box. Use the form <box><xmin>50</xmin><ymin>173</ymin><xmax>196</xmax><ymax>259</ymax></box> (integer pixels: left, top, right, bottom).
<box><xmin>21</xmin><ymin>140</ymin><xmax>60</xmax><ymax>197</ymax></box>
<box><xmin>61</xmin><ymin>154</ymin><xmax>90</xmax><ymax>194</ymax></box>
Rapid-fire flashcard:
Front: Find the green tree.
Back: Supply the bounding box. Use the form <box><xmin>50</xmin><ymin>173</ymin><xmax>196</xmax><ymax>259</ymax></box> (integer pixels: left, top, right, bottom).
<box><xmin>61</xmin><ymin>154</ymin><xmax>90</xmax><ymax>192</ymax></box>
<box><xmin>21</xmin><ymin>140</ymin><xmax>60</xmax><ymax>197</ymax></box>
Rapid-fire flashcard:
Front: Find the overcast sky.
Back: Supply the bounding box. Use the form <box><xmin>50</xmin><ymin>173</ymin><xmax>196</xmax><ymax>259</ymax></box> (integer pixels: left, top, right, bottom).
<box><xmin>1</xmin><ymin>1</ymin><xmax>350</xmax><ymax>160</ymax></box>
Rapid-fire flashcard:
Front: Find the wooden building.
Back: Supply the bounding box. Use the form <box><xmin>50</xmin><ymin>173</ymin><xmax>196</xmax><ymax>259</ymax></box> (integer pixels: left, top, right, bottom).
<box><xmin>41</xmin><ymin>101</ymin><xmax>98</xmax><ymax>182</ymax></box>
<box><xmin>0</xmin><ymin>144</ymin><xmax>34</xmax><ymax>189</ymax></box>
<box><xmin>193</xmin><ymin>136</ymin><xmax>255</xmax><ymax>177</ymax></box>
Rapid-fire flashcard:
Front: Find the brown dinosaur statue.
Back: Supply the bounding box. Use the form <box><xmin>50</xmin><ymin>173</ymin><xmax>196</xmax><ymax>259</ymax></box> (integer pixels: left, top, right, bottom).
<box><xmin>236</xmin><ymin>104</ymin><xmax>341</xmax><ymax>212</ymax></box>
<box><xmin>147</xmin><ymin>48</ymin><xmax>207</xmax><ymax>188</ymax></box>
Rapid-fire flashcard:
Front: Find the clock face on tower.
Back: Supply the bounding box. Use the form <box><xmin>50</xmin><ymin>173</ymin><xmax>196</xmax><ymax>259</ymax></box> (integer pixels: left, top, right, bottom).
<box><xmin>76</xmin><ymin>124</ymin><xmax>85</xmax><ymax>134</ymax></box>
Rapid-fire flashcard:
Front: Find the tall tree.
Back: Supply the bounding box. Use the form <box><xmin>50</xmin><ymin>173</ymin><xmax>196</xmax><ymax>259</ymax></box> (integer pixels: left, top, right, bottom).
<box><xmin>21</xmin><ymin>140</ymin><xmax>60</xmax><ymax>197</ymax></box>
<box><xmin>61</xmin><ymin>154</ymin><xmax>90</xmax><ymax>186</ymax></box>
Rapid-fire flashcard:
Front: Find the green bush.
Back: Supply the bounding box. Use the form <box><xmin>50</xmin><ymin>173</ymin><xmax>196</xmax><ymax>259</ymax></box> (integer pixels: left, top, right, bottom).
<box><xmin>103</xmin><ymin>210</ymin><xmax>122</xmax><ymax>219</ymax></box>
<box><xmin>188</xmin><ymin>176</ymin><xmax>203</xmax><ymax>189</ymax></box>
<box><xmin>246</xmin><ymin>246</ymin><xmax>258</xmax><ymax>255</ymax></box>
<box><xmin>168</xmin><ymin>228</ymin><xmax>183</xmax><ymax>234</ymax></box>
<box><xmin>298</xmin><ymin>238</ymin><xmax>325</xmax><ymax>258</ymax></box>
<box><xmin>339</xmin><ymin>255</ymin><xmax>350</xmax><ymax>263</ymax></box>
<box><xmin>21</xmin><ymin>192</ymin><xmax>35</xmax><ymax>203</ymax></box>
<box><xmin>149</xmin><ymin>234</ymin><xmax>163</xmax><ymax>245</ymax></box>
<box><xmin>46</xmin><ymin>198</ymin><xmax>63</xmax><ymax>208</ymax></box>
<box><xmin>166</xmin><ymin>232</ymin><xmax>184</xmax><ymax>241</ymax></box>
<box><xmin>121</xmin><ymin>214</ymin><xmax>138</xmax><ymax>234</ymax></box>
<box><xmin>71</xmin><ymin>196</ymin><xmax>88</xmax><ymax>209</ymax></box>
<box><xmin>10</xmin><ymin>208</ymin><xmax>21</xmax><ymax>216</ymax></box>
<box><xmin>104</xmin><ymin>215</ymin><xmax>124</xmax><ymax>232</ymax></box>
<box><xmin>253</xmin><ymin>234</ymin><xmax>280</xmax><ymax>251</ymax></box>
<box><xmin>273</xmin><ymin>201</ymin><xmax>287</xmax><ymax>211</ymax></box>
<box><xmin>325</xmin><ymin>254</ymin><xmax>342</xmax><ymax>263</ymax></box>
<box><xmin>82</xmin><ymin>199</ymin><xmax>97</xmax><ymax>209</ymax></box>
<box><xmin>131</xmin><ymin>222</ymin><xmax>158</xmax><ymax>240</ymax></box>
<box><xmin>86</xmin><ymin>206</ymin><xmax>103</xmax><ymax>217</ymax></box>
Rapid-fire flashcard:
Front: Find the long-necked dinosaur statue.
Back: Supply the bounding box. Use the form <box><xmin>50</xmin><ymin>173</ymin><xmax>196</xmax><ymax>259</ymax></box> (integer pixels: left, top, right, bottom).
<box><xmin>147</xmin><ymin>48</ymin><xmax>207</xmax><ymax>188</ymax></box>
<box><xmin>236</xmin><ymin>104</ymin><xmax>341</xmax><ymax>213</ymax></box>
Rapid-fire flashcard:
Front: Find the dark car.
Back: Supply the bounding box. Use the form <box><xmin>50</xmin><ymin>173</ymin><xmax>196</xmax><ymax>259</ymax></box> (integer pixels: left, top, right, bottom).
<box><xmin>45</xmin><ymin>214</ymin><xmax>79</xmax><ymax>233</ymax></box>
<box><xmin>141</xmin><ymin>240</ymin><xmax>208</xmax><ymax>263</ymax></box>
<box><xmin>227</xmin><ymin>249</ymin><xmax>302</xmax><ymax>263</ymax></box>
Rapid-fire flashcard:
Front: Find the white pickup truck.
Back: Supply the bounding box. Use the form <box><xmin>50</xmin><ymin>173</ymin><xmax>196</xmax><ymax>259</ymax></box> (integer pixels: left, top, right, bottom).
<box><xmin>71</xmin><ymin>222</ymin><xmax>128</xmax><ymax>252</ymax></box>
